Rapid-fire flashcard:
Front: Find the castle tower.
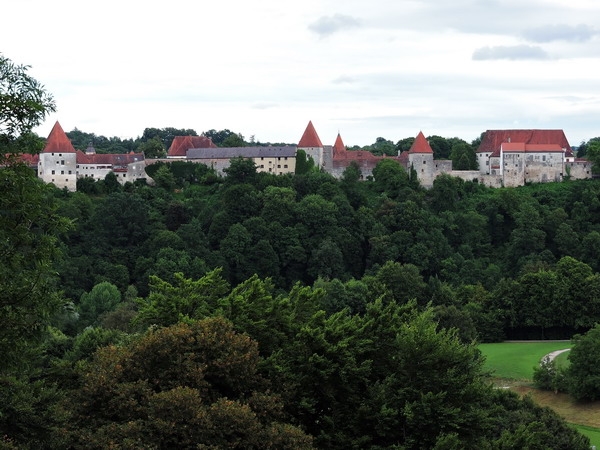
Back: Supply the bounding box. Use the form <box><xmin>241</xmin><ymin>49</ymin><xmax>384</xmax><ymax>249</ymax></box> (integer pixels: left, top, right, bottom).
<box><xmin>38</xmin><ymin>121</ymin><xmax>78</xmax><ymax>191</ymax></box>
<box><xmin>408</xmin><ymin>131</ymin><xmax>435</xmax><ymax>188</ymax></box>
<box><xmin>297</xmin><ymin>120</ymin><xmax>324</xmax><ymax>168</ymax></box>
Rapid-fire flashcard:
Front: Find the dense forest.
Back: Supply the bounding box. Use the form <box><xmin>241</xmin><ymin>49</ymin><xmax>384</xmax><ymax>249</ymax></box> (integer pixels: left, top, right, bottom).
<box><xmin>2</xmin><ymin>53</ymin><xmax>599</xmax><ymax>448</ymax></box>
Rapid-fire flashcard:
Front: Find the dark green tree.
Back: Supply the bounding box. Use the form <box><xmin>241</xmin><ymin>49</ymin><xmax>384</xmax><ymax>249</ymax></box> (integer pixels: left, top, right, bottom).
<box><xmin>567</xmin><ymin>324</ymin><xmax>600</xmax><ymax>401</ymax></box>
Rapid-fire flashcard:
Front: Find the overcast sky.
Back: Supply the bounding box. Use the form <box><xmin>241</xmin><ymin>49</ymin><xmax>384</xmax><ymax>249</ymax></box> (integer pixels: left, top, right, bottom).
<box><xmin>3</xmin><ymin>0</ymin><xmax>600</xmax><ymax>147</ymax></box>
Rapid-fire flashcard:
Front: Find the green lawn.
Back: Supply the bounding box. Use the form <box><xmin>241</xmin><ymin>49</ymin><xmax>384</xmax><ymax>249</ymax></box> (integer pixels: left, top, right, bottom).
<box><xmin>478</xmin><ymin>341</ymin><xmax>571</xmax><ymax>380</ymax></box>
<box><xmin>575</xmin><ymin>424</ymin><xmax>600</xmax><ymax>448</ymax></box>
<box><xmin>479</xmin><ymin>342</ymin><xmax>600</xmax><ymax>446</ymax></box>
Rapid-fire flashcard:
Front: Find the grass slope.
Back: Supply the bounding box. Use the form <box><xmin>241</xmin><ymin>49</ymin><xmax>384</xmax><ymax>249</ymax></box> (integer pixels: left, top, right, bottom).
<box><xmin>479</xmin><ymin>341</ymin><xmax>600</xmax><ymax>448</ymax></box>
<box><xmin>479</xmin><ymin>341</ymin><xmax>571</xmax><ymax>380</ymax></box>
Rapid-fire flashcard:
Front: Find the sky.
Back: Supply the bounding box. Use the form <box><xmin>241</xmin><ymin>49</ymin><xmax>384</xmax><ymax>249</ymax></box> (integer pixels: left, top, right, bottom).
<box><xmin>2</xmin><ymin>0</ymin><xmax>600</xmax><ymax>147</ymax></box>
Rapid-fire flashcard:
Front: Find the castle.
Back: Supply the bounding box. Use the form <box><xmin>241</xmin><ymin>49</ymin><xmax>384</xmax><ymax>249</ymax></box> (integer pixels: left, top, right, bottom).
<box><xmin>25</xmin><ymin>120</ymin><xmax>593</xmax><ymax>191</ymax></box>
<box><xmin>296</xmin><ymin>121</ymin><xmax>593</xmax><ymax>188</ymax></box>
<box><xmin>31</xmin><ymin>122</ymin><xmax>147</xmax><ymax>191</ymax></box>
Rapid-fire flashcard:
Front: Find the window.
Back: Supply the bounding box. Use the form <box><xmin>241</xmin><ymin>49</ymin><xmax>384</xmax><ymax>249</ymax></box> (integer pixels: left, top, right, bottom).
<box><xmin>60</xmin><ymin>160</ymin><xmax>65</xmax><ymax>165</ymax></box>
<box><xmin>51</xmin><ymin>170</ymin><xmax>55</xmax><ymax>174</ymax></box>
<box><xmin>277</xmin><ymin>165</ymin><xmax>281</xmax><ymax>168</ymax></box>
<box><xmin>58</xmin><ymin>154</ymin><xmax>62</xmax><ymax>157</ymax></box>
<box><xmin>68</xmin><ymin>170</ymin><xmax>72</xmax><ymax>174</ymax></box>
<box><xmin>284</xmin><ymin>164</ymin><xmax>288</xmax><ymax>168</ymax></box>
<box><xmin>423</xmin><ymin>161</ymin><xmax>426</xmax><ymax>164</ymax></box>
<box><xmin>61</xmin><ymin>170</ymin><xmax>64</xmax><ymax>175</ymax></box>
<box><xmin>542</xmin><ymin>155</ymin><xmax>546</xmax><ymax>161</ymax></box>
<box><xmin>123</xmin><ymin>174</ymin><xmax>126</xmax><ymax>178</ymax></box>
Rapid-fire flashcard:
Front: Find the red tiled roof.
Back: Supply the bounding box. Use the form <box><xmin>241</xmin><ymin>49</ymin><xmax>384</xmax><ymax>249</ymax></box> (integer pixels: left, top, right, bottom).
<box><xmin>398</xmin><ymin>151</ymin><xmax>410</xmax><ymax>164</ymax></box>
<box><xmin>478</xmin><ymin>130</ymin><xmax>572</xmax><ymax>156</ymax></box>
<box><xmin>76</xmin><ymin>150</ymin><xmax>144</xmax><ymax>165</ymax></box>
<box><xmin>43</xmin><ymin>121</ymin><xmax>76</xmax><ymax>153</ymax></box>
<box><xmin>10</xmin><ymin>153</ymin><xmax>39</xmax><ymax>167</ymax></box>
<box><xmin>333</xmin><ymin>133</ymin><xmax>346</xmax><ymax>157</ymax></box>
<box><xmin>298</xmin><ymin>121</ymin><xmax>323</xmax><ymax>148</ymax></box>
<box><xmin>409</xmin><ymin>131</ymin><xmax>433</xmax><ymax>154</ymax></box>
<box><xmin>501</xmin><ymin>142</ymin><xmax>564</xmax><ymax>152</ymax></box>
<box><xmin>167</xmin><ymin>135</ymin><xmax>217</xmax><ymax>157</ymax></box>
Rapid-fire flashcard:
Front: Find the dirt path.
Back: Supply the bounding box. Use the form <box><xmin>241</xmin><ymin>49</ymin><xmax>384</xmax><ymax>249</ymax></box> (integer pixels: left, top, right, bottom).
<box><xmin>544</xmin><ymin>348</ymin><xmax>570</xmax><ymax>362</ymax></box>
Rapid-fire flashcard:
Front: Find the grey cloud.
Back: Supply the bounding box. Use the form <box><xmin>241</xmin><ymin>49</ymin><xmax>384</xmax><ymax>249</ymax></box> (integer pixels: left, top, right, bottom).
<box><xmin>332</xmin><ymin>75</ymin><xmax>357</xmax><ymax>84</ymax></box>
<box><xmin>308</xmin><ymin>14</ymin><xmax>360</xmax><ymax>37</ymax></box>
<box><xmin>522</xmin><ymin>24</ymin><xmax>597</xmax><ymax>43</ymax></box>
<box><xmin>472</xmin><ymin>45</ymin><xmax>550</xmax><ymax>60</ymax></box>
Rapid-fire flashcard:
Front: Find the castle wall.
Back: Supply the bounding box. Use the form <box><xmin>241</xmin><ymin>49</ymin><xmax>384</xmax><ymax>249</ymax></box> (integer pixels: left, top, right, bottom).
<box><xmin>38</xmin><ymin>152</ymin><xmax>77</xmax><ymax>191</ymax></box>
<box><xmin>566</xmin><ymin>161</ymin><xmax>592</xmax><ymax>180</ymax></box>
<box><xmin>409</xmin><ymin>153</ymin><xmax>435</xmax><ymax>188</ymax></box>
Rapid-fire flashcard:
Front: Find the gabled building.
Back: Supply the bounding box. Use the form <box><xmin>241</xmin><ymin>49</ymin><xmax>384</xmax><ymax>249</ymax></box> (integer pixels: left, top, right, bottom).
<box><xmin>37</xmin><ymin>122</ymin><xmax>147</xmax><ymax>191</ymax></box>
<box><xmin>167</xmin><ymin>135</ymin><xmax>217</xmax><ymax>158</ymax></box>
<box><xmin>477</xmin><ymin>129</ymin><xmax>591</xmax><ymax>187</ymax></box>
<box><xmin>186</xmin><ymin>146</ymin><xmax>296</xmax><ymax>175</ymax></box>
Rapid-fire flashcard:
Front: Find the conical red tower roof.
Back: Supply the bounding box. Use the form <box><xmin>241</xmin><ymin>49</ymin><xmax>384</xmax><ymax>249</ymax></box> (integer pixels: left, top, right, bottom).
<box><xmin>409</xmin><ymin>131</ymin><xmax>433</xmax><ymax>154</ymax></box>
<box><xmin>333</xmin><ymin>133</ymin><xmax>346</xmax><ymax>157</ymax></box>
<box><xmin>298</xmin><ymin>121</ymin><xmax>323</xmax><ymax>147</ymax></box>
<box><xmin>43</xmin><ymin>121</ymin><xmax>76</xmax><ymax>153</ymax></box>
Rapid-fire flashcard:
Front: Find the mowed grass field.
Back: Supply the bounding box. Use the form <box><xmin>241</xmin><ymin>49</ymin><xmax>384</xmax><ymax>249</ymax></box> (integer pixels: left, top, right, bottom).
<box><xmin>479</xmin><ymin>341</ymin><xmax>571</xmax><ymax>380</ymax></box>
<box><xmin>479</xmin><ymin>341</ymin><xmax>600</xmax><ymax>448</ymax></box>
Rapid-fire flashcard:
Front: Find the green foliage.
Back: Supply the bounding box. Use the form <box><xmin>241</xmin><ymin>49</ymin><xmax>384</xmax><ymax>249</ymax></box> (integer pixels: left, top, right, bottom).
<box><xmin>203</xmin><ymin>128</ymin><xmax>245</xmax><ymax>147</ymax></box>
<box><xmin>533</xmin><ymin>355</ymin><xmax>568</xmax><ymax>393</ymax></box>
<box><xmin>136</xmin><ymin>136</ymin><xmax>165</xmax><ymax>158</ymax></box>
<box><xmin>0</xmin><ymin>54</ymin><xmax>55</xmax><ymax>147</ymax></box>
<box><xmin>294</xmin><ymin>149</ymin><xmax>316</xmax><ymax>174</ymax></box>
<box><xmin>135</xmin><ymin>269</ymin><xmax>230</xmax><ymax>327</ymax></box>
<box><xmin>0</xmin><ymin>165</ymin><xmax>71</xmax><ymax>370</ymax></box>
<box><xmin>63</xmin><ymin>317</ymin><xmax>313</xmax><ymax>449</ymax></box>
<box><xmin>567</xmin><ymin>324</ymin><xmax>600</xmax><ymax>401</ymax></box>
<box><xmin>0</xmin><ymin>375</ymin><xmax>66</xmax><ymax>449</ymax></box>
<box><xmin>77</xmin><ymin>282</ymin><xmax>122</xmax><ymax>330</ymax></box>
<box><xmin>141</xmin><ymin>126</ymin><xmax>197</xmax><ymax>150</ymax></box>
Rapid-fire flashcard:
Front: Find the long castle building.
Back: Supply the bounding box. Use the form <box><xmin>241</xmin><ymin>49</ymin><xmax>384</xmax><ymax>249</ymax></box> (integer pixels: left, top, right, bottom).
<box><xmin>27</xmin><ymin>120</ymin><xmax>592</xmax><ymax>191</ymax></box>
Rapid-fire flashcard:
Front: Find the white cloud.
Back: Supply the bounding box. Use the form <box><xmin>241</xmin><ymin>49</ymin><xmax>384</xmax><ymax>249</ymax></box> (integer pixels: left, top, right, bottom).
<box><xmin>521</xmin><ymin>23</ymin><xmax>598</xmax><ymax>42</ymax></box>
<box><xmin>2</xmin><ymin>0</ymin><xmax>600</xmax><ymax>147</ymax></box>
<box><xmin>472</xmin><ymin>45</ymin><xmax>550</xmax><ymax>60</ymax></box>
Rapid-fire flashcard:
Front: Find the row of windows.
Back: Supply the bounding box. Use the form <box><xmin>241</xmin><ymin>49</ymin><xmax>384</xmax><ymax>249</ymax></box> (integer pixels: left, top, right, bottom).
<box><xmin>259</xmin><ymin>164</ymin><xmax>289</xmax><ymax>169</ymax></box>
<box><xmin>51</xmin><ymin>171</ymin><xmax>128</xmax><ymax>178</ymax></box>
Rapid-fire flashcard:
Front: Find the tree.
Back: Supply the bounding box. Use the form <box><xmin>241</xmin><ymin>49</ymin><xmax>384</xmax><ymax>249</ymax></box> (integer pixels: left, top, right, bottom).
<box><xmin>567</xmin><ymin>324</ymin><xmax>600</xmax><ymax>401</ymax></box>
<box><xmin>585</xmin><ymin>139</ymin><xmax>600</xmax><ymax>174</ymax></box>
<box><xmin>77</xmin><ymin>282</ymin><xmax>122</xmax><ymax>330</ymax></box>
<box><xmin>137</xmin><ymin>136</ymin><xmax>165</xmax><ymax>158</ymax></box>
<box><xmin>371</xmin><ymin>158</ymin><xmax>410</xmax><ymax>197</ymax></box>
<box><xmin>140</xmin><ymin>126</ymin><xmax>197</xmax><ymax>150</ymax></box>
<box><xmin>0</xmin><ymin>55</ymin><xmax>68</xmax><ymax>370</ymax></box>
<box><xmin>368</xmin><ymin>137</ymin><xmax>396</xmax><ymax>156</ymax></box>
<box><xmin>294</xmin><ymin>149</ymin><xmax>316</xmax><ymax>174</ymax></box>
<box><xmin>1</xmin><ymin>54</ymin><xmax>55</xmax><ymax>157</ymax></box>
<box><xmin>63</xmin><ymin>317</ymin><xmax>313</xmax><ymax>449</ymax></box>
<box><xmin>223</xmin><ymin>156</ymin><xmax>258</xmax><ymax>184</ymax></box>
